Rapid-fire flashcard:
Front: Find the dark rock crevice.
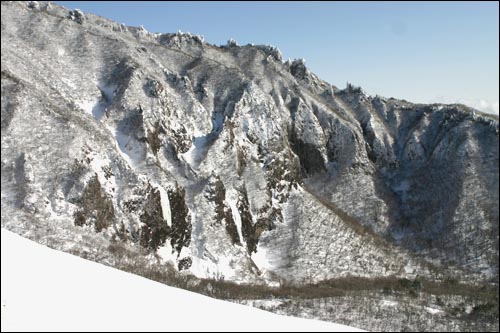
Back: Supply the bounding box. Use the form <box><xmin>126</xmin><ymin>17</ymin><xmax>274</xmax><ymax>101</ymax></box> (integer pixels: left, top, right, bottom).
<box><xmin>167</xmin><ymin>184</ymin><xmax>192</xmax><ymax>255</ymax></box>
<box><xmin>73</xmin><ymin>174</ymin><xmax>114</xmax><ymax>233</ymax></box>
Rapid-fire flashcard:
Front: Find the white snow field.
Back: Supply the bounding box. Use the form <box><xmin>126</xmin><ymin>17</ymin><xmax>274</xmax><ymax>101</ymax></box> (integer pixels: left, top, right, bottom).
<box><xmin>0</xmin><ymin>229</ymin><xmax>363</xmax><ymax>332</ymax></box>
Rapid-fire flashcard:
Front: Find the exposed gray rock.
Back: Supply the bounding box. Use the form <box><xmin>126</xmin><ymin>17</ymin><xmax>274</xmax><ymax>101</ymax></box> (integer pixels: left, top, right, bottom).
<box><xmin>68</xmin><ymin>9</ymin><xmax>85</xmax><ymax>24</ymax></box>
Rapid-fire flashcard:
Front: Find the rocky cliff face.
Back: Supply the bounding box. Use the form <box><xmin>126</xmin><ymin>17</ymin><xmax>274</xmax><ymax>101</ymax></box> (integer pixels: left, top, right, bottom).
<box><xmin>1</xmin><ymin>1</ymin><xmax>498</xmax><ymax>285</ymax></box>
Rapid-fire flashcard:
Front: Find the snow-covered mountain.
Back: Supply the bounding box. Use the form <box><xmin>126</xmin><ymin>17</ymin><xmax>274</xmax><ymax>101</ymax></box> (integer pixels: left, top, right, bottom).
<box><xmin>1</xmin><ymin>1</ymin><xmax>498</xmax><ymax>325</ymax></box>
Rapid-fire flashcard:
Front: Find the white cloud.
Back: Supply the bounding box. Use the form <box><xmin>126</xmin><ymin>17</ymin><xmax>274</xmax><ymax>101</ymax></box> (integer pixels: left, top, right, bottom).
<box><xmin>429</xmin><ymin>96</ymin><xmax>499</xmax><ymax>115</ymax></box>
<box><xmin>461</xmin><ymin>99</ymin><xmax>499</xmax><ymax>115</ymax></box>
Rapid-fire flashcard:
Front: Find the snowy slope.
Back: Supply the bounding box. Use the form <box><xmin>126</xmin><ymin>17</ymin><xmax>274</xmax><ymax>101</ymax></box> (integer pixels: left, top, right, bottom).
<box><xmin>0</xmin><ymin>229</ymin><xmax>363</xmax><ymax>332</ymax></box>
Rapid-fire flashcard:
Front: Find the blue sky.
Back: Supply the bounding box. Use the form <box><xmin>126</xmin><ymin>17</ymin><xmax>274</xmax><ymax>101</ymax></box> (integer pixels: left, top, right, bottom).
<box><xmin>57</xmin><ymin>1</ymin><xmax>499</xmax><ymax>114</ymax></box>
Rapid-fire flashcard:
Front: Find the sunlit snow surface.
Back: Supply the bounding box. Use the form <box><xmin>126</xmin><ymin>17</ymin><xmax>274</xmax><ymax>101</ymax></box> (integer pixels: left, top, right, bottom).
<box><xmin>0</xmin><ymin>229</ymin><xmax>363</xmax><ymax>332</ymax></box>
